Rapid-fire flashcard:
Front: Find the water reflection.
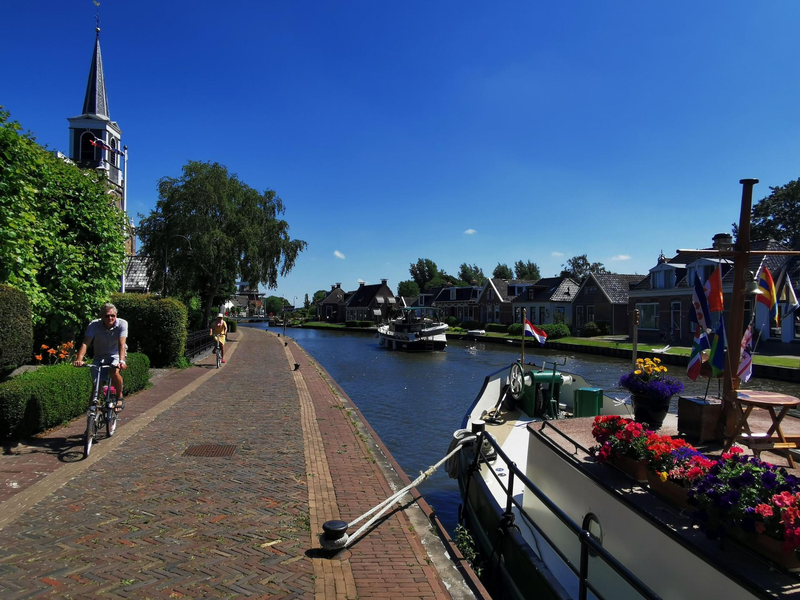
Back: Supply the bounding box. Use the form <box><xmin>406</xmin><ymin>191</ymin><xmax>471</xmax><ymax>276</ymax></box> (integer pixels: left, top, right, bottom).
<box><xmin>244</xmin><ymin>324</ymin><xmax>800</xmax><ymax>532</ymax></box>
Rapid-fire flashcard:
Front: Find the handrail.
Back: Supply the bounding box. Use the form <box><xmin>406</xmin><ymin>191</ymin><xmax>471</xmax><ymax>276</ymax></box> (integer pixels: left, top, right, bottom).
<box><xmin>469</xmin><ymin>431</ymin><xmax>661</xmax><ymax>600</ymax></box>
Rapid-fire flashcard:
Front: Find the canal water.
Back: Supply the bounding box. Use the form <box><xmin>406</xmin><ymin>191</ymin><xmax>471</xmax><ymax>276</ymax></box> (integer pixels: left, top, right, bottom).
<box><xmin>242</xmin><ymin>323</ymin><xmax>800</xmax><ymax>533</ymax></box>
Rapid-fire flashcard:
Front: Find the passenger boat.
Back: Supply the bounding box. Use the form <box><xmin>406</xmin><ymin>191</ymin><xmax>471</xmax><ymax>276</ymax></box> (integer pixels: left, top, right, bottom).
<box><xmin>449</xmin><ymin>180</ymin><xmax>800</xmax><ymax>599</ymax></box>
<box><xmin>450</xmin><ymin>360</ymin><xmax>800</xmax><ymax>599</ymax></box>
<box><xmin>377</xmin><ymin>308</ymin><xmax>448</xmax><ymax>352</ymax></box>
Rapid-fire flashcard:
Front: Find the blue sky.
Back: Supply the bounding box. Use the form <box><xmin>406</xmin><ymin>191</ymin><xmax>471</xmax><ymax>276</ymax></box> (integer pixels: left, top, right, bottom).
<box><xmin>4</xmin><ymin>1</ymin><xmax>800</xmax><ymax>304</ymax></box>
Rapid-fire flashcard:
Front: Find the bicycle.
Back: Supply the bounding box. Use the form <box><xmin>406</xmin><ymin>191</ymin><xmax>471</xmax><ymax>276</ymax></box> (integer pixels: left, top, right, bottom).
<box><xmin>213</xmin><ymin>334</ymin><xmax>225</xmax><ymax>368</ymax></box>
<box><xmin>83</xmin><ymin>359</ymin><xmax>119</xmax><ymax>458</ymax></box>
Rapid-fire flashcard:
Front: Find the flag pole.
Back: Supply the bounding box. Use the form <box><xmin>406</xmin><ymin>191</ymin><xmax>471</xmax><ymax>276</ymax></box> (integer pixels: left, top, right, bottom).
<box><xmin>521</xmin><ymin>308</ymin><xmax>526</xmax><ymax>365</ymax></box>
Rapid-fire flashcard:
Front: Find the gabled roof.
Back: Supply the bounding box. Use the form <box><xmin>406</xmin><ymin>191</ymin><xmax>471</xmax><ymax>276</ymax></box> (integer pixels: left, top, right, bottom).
<box><xmin>346</xmin><ymin>283</ymin><xmax>392</xmax><ymax>308</ymax></box>
<box><xmin>432</xmin><ymin>286</ymin><xmax>482</xmax><ymax>303</ymax></box>
<box><xmin>81</xmin><ymin>30</ymin><xmax>110</xmax><ymax>119</ymax></box>
<box><xmin>321</xmin><ymin>286</ymin><xmax>346</xmax><ymax>304</ymax></box>
<box><xmin>591</xmin><ymin>273</ymin><xmax>645</xmax><ymax>304</ymax></box>
<box><xmin>521</xmin><ymin>276</ymin><xmax>580</xmax><ymax>302</ymax></box>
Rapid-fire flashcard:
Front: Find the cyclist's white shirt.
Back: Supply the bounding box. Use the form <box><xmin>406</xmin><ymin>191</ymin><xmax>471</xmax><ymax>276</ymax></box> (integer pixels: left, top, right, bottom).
<box><xmin>84</xmin><ymin>318</ymin><xmax>129</xmax><ymax>364</ymax></box>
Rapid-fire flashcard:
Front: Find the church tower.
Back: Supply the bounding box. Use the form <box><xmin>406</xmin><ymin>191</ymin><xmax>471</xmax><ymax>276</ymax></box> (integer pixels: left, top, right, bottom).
<box><xmin>67</xmin><ymin>24</ymin><xmax>124</xmax><ymax>194</ymax></box>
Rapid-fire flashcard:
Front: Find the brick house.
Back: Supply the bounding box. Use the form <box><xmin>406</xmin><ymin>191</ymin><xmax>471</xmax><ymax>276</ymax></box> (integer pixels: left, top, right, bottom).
<box><xmin>431</xmin><ymin>283</ymin><xmax>482</xmax><ymax>322</ymax></box>
<box><xmin>573</xmin><ymin>273</ymin><xmax>645</xmax><ymax>336</ymax></box>
<box><xmin>345</xmin><ymin>280</ymin><xmax>396</xmax><ymax>323</ymax></box>
<box><xmin>318</xmin><ymin>283</ymin><xmax>350</xmax><ymax>323</ymax></box>
<box><xmin>510</xmin><ymin>276</ymin><xmax>579</xmax><ymax>326</ymax></box>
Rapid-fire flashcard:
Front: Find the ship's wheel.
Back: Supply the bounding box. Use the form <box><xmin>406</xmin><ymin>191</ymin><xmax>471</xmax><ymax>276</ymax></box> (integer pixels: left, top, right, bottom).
<box><xmin>509</xmin><ymin>362</ymin><xmax>524</xmax><ymax>400</ymax></box>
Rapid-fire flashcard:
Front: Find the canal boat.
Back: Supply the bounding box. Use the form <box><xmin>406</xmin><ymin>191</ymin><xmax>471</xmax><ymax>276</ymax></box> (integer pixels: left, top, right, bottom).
<box><xmin>451</xmin><ymin>360</ymin><xmax>800</xmax><ymax>599</ymax></box>
<box><xmin>377</xmin><ymin>308</ymin><xmax>448</xmax><ymax>352</ymax></box>
<box><xmin>451</xmin><ymin>179</ymin><xmax>800</xmax><ymax>599</ymax></box>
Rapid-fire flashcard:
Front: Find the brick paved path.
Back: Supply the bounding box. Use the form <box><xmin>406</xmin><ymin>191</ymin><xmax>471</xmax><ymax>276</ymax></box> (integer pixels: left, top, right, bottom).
<box><xmin>0</xmin><ymin>328</ymin><xmax>469</xmax><ymax>599</ymax></box>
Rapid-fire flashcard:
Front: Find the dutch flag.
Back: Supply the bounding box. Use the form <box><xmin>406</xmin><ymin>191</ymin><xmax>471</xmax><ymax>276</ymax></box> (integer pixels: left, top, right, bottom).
<box><xmin>524</xmin><ymin>319</ymin><xmax>547</xmax><ymax>346</ymax></box>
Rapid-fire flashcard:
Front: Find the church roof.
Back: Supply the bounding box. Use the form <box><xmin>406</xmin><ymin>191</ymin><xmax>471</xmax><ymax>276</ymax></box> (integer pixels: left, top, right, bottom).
<box><xmin>81</xmin><ymin>29</ymin><xmax>110</xmax><ymax>119</ymax></box>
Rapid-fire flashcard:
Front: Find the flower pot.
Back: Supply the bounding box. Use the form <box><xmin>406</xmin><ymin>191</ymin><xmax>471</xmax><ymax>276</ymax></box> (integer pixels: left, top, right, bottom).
<box><xmin>645</xmin><ymin>470</ymin><xmax>691</xmax><ymax>510</ymax></box>
<box><xmin>631</xmin><ymin>394</ymin><xmax>671</xmax><ymax>430</ymax></box>
<box><xmin>731</xmin><ymin>531</ymin><xmax>800</xmax><ymax>572</ymax></box>
<box><xmin>610</xmin><ymin>455</ymin><xmax>648</xmax><ymax>482</ymax></box>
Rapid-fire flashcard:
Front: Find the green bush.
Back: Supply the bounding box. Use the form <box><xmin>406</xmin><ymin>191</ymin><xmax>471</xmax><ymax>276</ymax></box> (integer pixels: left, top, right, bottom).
<box><xmin>224</xmin><ymin>318</ymin><xmax>237</xmax><ymax>333</ymax></box>
<box><xmin>360</xmin><ymin>320</ymin><xmax>374</xmax><ymax>327</ymax></box>
<box><xmin>595</xmin><ymin>320</ymin><xmax>611</xmax><ymax>335</ymax></box>
<box><xmin>345</xmin><ymin>320</ymin><xmax>359</xmax><ymax>327</ymax></box>
<box><xmin>0</xmin><ymin>352</ymin><xmax>149</xmax><ymax>439</ymax></box>
<box><xmin>541</xmin><ymin>323</ymin><xmax>570</xmax><ymax>339</ymax></box>
<box><xmin>446</xmin><ymin>316</ymin><xmax>459</xmax><ymax>327</ymax></box>
<box><xmin>0</xmin><ymin>285</ymin><xmax>33</xmax><ymax>377</ymax></box>
<box><xmin>508</xmin><ymin>323</ymin><xmax>522</xmax><ymax>336</ymax></box>
<box><xmin>582</xmin><ymin>321</ymin><xmax>601</xmax><ymax>337</ymax></box>
<box><xmin>111</xmin><ymin>293</ymin><xmax>188</xmax><ymax>367</ymax></box>
<box><xmin>485</xmin><ymin>323</ymin><xmax>508</xmax><ymax>333</ymax></box>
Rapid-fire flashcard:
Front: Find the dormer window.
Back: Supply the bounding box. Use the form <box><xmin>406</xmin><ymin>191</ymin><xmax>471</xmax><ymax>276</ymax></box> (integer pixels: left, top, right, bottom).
<box><xmin>650</xmin><ymin>268</ymin><xmax>675</xmax><ymax>289</ymax></box>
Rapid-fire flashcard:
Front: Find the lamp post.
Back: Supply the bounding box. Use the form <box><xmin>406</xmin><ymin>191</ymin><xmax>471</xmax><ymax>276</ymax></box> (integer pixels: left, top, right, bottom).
<box><xmin>120</xmin><ymin>145</ymin><xmax>128</xmax><ymax>293</ymax></box>
<box><xmin>163</xmin><ymin>234</ymin><xmax>193</xmax><ymax>296</ymax></box>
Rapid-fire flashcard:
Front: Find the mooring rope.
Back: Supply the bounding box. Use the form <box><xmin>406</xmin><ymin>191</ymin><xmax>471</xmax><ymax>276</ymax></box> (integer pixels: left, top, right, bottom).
<box><xmin>319</xmin><ymin>429</ymin><xmax>477</xmax><ymax>550</ymax></box>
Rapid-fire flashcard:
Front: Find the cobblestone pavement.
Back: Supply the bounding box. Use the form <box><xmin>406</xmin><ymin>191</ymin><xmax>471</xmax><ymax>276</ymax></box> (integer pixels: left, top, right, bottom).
<box><xmin>0</xmin><ymin>328</ymin><xmax>463</xmax><ymax>599</ymax></box>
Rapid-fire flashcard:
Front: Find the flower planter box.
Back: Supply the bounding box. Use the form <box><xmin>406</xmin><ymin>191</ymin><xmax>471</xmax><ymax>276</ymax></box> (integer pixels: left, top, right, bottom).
<box><xmin>610</xmin><ymin>455</ymin><xmax>648</xmax><ymax>482</ymax></box>
<box><xmin>731</xmin><ymin>531</ymin><xmax>800</xmax><ymax>572</ymax></box>
<box><xmin>677</xmin><ymin>396</ymin><xmax>722</xmax><ymax>443</ymax></box>
<box><xmin>645</xmin><ymin>470</ymin><xmax>691</xmax><ymax>510</ymax></box>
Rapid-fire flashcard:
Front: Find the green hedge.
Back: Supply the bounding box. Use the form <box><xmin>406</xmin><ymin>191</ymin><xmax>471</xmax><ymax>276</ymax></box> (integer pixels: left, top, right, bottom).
<box><xmin>582</xmin><ymin>321</ymin><xmax>601</xmax><ymax>337</ymax></box>
<box><xmin>224</xmin><ymin>318</ymin><xmax>237</xmax><ymax>333</ymax></box>
<box><xmin>345</xmin><ymin>320</ymin><xmax>375</xmax><ymax>328</ymax></box>
<box><xmin>462</xmin><ymin>320</ymin><xmax>483</xmax><ymax>330</ymax></box>
<box><xmin>111</xmin><ymin>293</ymin><xmax>188</xmax><ymax>367</ymax></box>
<box><xmin>507</xmin><ymin>322</ymin><xmax>571</xmax><ymax>340</ymax></box>
<box><xmin>485</xmin><ymin>323</ymin><xmax>508</xmax><ymax>333</ymax></box>
<box><xmin>0</xmin><ymin>285</ymin><xmax>33</xmax><ymax>377</ymax></box>
<box><xmin>0</xmin><ymin>352</ymin><xmax>149</xmax><ymax>439</ymax></box>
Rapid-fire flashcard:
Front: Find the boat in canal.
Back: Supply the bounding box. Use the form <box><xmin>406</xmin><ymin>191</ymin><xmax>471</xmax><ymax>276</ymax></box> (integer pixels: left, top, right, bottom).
<box><xmin>450</xmin><ymin>180</ymin><xmax>800</xmax><ymax>599</ymax></box>
<box><xmin>377</xmin><ymin>308</ymin><xmax>448</xmax><ymax>352</ymax></box>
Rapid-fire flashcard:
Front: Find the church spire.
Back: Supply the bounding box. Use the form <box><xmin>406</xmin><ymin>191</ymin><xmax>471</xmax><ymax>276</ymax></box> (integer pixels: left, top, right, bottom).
<box><xmin>82</xmin><ymin>26</ymin><xmax>110</xmax><ymax>119</ymax></box>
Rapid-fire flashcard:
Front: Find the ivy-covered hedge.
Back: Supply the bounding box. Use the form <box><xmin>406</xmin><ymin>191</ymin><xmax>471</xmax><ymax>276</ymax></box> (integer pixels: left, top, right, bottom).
<box><xmin>224</xmin><ymin>318</ymin><xmax>237</xmax><ymax>333</ymax></box>
<box><xmin>0</xmin><ymin>285</ymin><xmax>33</xmax><ymax>377</ymax></box>
<box><xmin>0</xmin><ymin>352</ymin><xmax>149</xmax><ymax>439</ymax></box>
<box><xmin>111</xmin><ymin>293</ymin><xmax>188</xmax><ymax>367</ymax></box>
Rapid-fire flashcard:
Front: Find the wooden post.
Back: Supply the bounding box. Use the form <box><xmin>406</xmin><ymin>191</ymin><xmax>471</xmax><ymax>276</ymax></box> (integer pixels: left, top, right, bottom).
<box><xmin>720</xmin><ymin>179</ymin><xmax>758</xmax><ymax>440</ymax></box>
<box><xmin>521</xmin><ymin>308</ymin><xmax>526</xmax><ymax>366</ymax></box>
<box><xmin>632</xmin><ymin>308</ymin><xmax>639</xmax><ymax>369</ymax></box>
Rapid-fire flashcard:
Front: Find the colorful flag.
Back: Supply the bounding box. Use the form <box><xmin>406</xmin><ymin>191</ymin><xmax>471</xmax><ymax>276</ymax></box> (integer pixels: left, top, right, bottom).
<box><xmin>686</xmin><ymin>323</ymin><xmax>710</xmax><ymax>381</ymax></box>
<box><xmin>89</xmin><ymin>137</ymin><xmax>124</xmax><ymax>156</ymax></box>
<box><xmin>757</xmin><ymin>266</ymin><xmax>777</xmax><ymax>324</ymax></box>
<box><xmin>703</xmin><ymin>265</ymin><xmax>724</xmax><ymax>313</ymax></box>
<box><xmin>708</xmin><ymin>315</ymin><xmax>727</xmax><ymax>377</ymax></box>
<box><xmin>737</xmin><ymin>324</ymin><xmax>754</xmax><ymax>383</ymax></box>
<box><xmin>524</xmin><ymin>319</ymin><xmax>547</xmax><ymax>346</ymax></box>
<box><xmin>689</xmin><ymin>273</ymin><xmax>712</xmax><ymax>332</ymax></box>
<box><xmin>780</xmin><ymin>274</ymin><xmax>799</xmax><ymax>321</ymax></box>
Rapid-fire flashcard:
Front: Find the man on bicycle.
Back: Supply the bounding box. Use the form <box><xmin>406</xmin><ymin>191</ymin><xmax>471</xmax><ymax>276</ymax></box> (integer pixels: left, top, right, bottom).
<box><xmin>73</xmin><ymin>303</ymin><xmax>128</xmax><ymax>411</ymax></box>
<box><xmin>209</xmin><ymin>312</ymin><xmax>228</xmax><ymax>363</ymax></box>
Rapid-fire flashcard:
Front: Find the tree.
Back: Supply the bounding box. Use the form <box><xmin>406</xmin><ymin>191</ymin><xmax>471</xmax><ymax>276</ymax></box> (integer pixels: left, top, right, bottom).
<box><xmin>458</xmin><ymin>263</ymin><xmax>486</xmax><ymax>285</ymax></box>
<box><xmin>304</xmin><ymin>293</ymin><xmax>310</xmax><ymax>309</ymax></box>
<box><xmin>313</xmin><ymin>289</ymin><xmax>327</xmax><ymax>303</ymax></box>
<box><xmin>559</xmin><ymin>254</ymin><xmax>607</xmax><ymax>282</ymax></box>
<box><xmin>264</xmin><ymin>296</ymin><xmax>284</xmax><ymax>315</ymax></box>
<box><xmin>493</xmin><ymin>263</ymin><xmax>514</xmax><ymax>279</ymax></box>
<box><xmin>397</xmin><ymin>280</ymin><xmax>420</xmax><ymax>297</ymax></box>
<box><xmin>409</xmin><ymin>258</ymin><xmax>439</xmax><ymax>289</ymax></box>
<box><xmin>0</xmin><ymin>110</ymin><xmax>126</xmax><ymax>342</ymax></box>
<box><xmin>733</xmin><ymin>179</ymin><xmax>800</xmax><ymax>248</ymax></box>
<box><xmin>514</xmin><ymin>260</ymin><xmax>540</xmax><ymax>281</ymax></box>
<box><xmin>138</xmin><ymin>161</ymin><xmax>306</xmax><ymax>326</ymax></box>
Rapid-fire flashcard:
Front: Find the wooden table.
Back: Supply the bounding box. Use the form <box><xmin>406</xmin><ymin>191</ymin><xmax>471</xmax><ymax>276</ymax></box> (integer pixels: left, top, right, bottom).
<box><xmin>725</xmin><ymin>390</ymin><xmax>800</xmax><ymax>467</ymax></box>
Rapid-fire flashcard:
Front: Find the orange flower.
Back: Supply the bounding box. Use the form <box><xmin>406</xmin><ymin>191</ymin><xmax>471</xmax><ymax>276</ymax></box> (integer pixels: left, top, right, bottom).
<box><xmin>58</xmin><ymin>353</ymin><xmax>67</xmax><ymax>359</ymax></box>
<box><xmin>47</xmin><ymin>348</ymin><xmax>56</xmax><ymax>355</ymax></box>
<box><xmin>35</xmin><ymin>355</ymin><xmax>43</xmax><ymax>361</ymax></box>
<box><xmin>41</xmin><ymin>344</ymin><xmax>49</xmax><ymax>350</ymax></box>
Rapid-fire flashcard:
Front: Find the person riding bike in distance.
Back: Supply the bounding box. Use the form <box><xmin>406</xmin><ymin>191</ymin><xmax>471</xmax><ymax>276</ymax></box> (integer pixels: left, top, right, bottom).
<box><xmin>73</xmin><ymin>303</ymin><xmax>128</xmax><ymax>411</ymax></box>
<box><xmin>210</xmin><ymin>313</ymin><xmax>228</xmax><ymax>363</ymax></box>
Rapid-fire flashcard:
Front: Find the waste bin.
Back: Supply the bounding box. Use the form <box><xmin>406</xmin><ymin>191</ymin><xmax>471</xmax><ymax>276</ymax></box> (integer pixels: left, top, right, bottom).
<box><xmin>574</xmin><ymin>387</ymin><xmax>603</xmax><ymax>417</ymax></box>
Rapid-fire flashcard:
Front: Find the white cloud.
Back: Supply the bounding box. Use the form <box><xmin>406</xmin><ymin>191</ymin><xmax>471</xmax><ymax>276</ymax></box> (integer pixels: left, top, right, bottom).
<box><xmin>551</xmin><ymin>251</ymin><xmax>564</xmax><ymax>257</ymax></box>
<box><xmin>334</xmin><ymin>250</ymin><xmax>345</xmax><ymax>259</ymax></box>
<box><xmin>610</xmin><ymin>254</ymin><xmax>631</xmax><ymax>261</ymax></box>
<box><xmin>464</xmin><ymin>228</ymin><xmax>477</xmax><ymax>235</ymax></box>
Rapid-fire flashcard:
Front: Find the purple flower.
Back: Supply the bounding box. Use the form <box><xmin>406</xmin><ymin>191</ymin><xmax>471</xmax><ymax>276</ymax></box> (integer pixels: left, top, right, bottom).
<box><xmin>761</xmin><ymin>471</ymin><xmax>779</xmax><ymax>489</ymax></box>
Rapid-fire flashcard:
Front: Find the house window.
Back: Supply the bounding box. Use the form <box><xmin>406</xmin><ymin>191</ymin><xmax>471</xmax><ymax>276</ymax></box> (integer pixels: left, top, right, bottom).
<box><xmin>110</xmin><ymin>138</ymin><xmax>118</xmax><ymax>167</ymax></box>
<box><xmin>515</xmin><ymin>307</ymin><xmax>520</xmax><ymax>323</ymax></box>
<box><xmin>80</xmin><ymin>132</ymin><xmax>96</xmax><ymax>162</ymax></box>
<box><xmin>576</xmin><ymin>306</ymin><xmax>585</xmax><ymax>328</ymax></box>
<box><xmin>637</xmin><ymin>303</ymin><xmax>659</xmax><ymax>330</ymax></box>
<box><xmin>587</xmin><ymin>306</ymin><xmax>594</xmax><ymax>323</ymax></box>
<box><xmin>555</xmin><ymin>306</ymin><xmax>565</xmax><ymax>324</ymax></box>
<box><xmin>539</xmin><ymin>306</ymin><xmax>546</xmax><ymax>324</ymax></box>
<box><xmin>494</xmin><ymin>304</ymin><xmax>500</xmax><ymax>322</ymax></box>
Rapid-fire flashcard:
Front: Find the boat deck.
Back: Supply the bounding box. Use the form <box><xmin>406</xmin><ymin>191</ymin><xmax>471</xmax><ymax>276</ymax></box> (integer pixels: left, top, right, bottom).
<box><xmin>533</xmin><ymin>414</ymin><xmax>800</xmax><ymax>598</ymax></box>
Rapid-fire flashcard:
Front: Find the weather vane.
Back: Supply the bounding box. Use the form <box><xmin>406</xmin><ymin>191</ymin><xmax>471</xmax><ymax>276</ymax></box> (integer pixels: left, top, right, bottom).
<box><xmin>94</xmin><ymin>0</ymin><xmax>101</xmax><ymax>32</ymax></box>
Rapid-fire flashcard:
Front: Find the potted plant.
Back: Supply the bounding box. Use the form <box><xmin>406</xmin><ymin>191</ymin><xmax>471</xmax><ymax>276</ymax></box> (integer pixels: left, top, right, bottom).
<box><xmin>591</xmin><ymin>416</ymin><xmax>654</xmax><ymax>482</ymax></box>
<box><xmin>619</xmin><ymin>357</ymin><xmax>684</xmax><ymax>429</ymax></box>
<box><xmin>644</xmin><ymin>438</ymin><xmax>714</xmax><ymax>508</ymax></box>
<box><xmin>690</xmin><ymin>446</ymin><xmax>800</xmax><ymax>569</ymax></box>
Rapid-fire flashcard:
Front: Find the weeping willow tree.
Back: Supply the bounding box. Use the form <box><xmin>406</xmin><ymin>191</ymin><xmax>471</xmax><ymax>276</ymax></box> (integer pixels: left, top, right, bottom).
<box><xmin>137</xmin><ymin>160</ymin><xmax>307</xmax><ymax>326</ymax></box>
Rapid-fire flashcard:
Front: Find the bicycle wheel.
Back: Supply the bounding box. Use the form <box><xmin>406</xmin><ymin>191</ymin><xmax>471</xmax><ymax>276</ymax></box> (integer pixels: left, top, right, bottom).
<box><xmin>106</xmin><ymin>404</ymin><xmax>117</xmax><ymax>437</ymax></box>
<box><xmin>84</xmin><ymin>412</ymin><xmax>97</xmax><ymax>457</ymax></box>
<box><xmin>216</xmin><ymin>343</ymin><xmax>222</xmax><ymax>368</ymax></box>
